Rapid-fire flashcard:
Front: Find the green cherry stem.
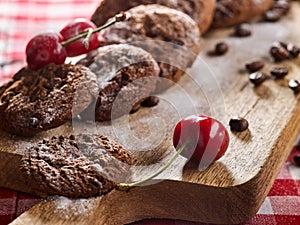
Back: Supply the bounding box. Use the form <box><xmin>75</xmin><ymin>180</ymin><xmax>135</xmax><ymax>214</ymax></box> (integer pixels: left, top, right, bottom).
<box><xmin>117</xmin><ymin>140</ymin><xmax>189</xmax><ymax>189</ymax></box>
<box><xmin>61</xmin><ymin>12</ymin><xmax>127</xmax><ymax>47</ymax></box>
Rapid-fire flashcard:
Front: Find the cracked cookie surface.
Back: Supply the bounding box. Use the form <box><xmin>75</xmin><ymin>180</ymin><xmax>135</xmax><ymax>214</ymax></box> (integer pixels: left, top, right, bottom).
<box><xmin>98</xmin><ymin>4</ymin><xmax>201</xmax><ymax>92</ymax></box>
<box><xmin>21</xmin><ymin>134</ymin><xmax>132</xmax><ymax>198</ymax></box>
<box><xmin>91</xmin><ymin>0</ymin><xmax>215</xmax><ymax>34</ymax></box>
<box><xmin>78</xmin><ymin>44</ymin><xmax>160</xmax><ymax>121</ymax></box>
<box><xmin>0</xmin><ymin>64</ymin><xmax>98</xmax><ymax>136</ymax></box>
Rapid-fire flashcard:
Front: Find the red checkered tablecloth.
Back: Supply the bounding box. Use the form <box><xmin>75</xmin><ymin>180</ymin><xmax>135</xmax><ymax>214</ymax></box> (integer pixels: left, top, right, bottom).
<box><xmin>0</xmin><ymin>1</ymin><xmax>299</xmax><ymax>225</ymax></box>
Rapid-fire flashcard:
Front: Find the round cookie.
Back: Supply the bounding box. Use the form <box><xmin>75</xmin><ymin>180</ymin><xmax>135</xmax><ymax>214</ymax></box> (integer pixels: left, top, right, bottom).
<box><xmin>21</xmin><ymin>134</ymin><xmax>132</xmax><ymax>198</ymax></box>
<box><xmin>0</xmin><ymin>64</ymin><xmax>98</xmax><ymax>136</ymax></box>
<box><xmin>98</xmin><ymin>4</ymin><xmax>201</xmax><ymax>92</ymax></box>
<box><xmin>212</xmin><ymin>0</ymin><xmax>274</xmax><ymax>28</ymax></box>
<box><xmin>77</xmin><ymin>44</ymin><xmax>160</xmax><ymax>121</ymax></box>
<box><xmin>91</xmin><ymin>0</ymin><xmax>216</xmax><ymax>34</ymax></box>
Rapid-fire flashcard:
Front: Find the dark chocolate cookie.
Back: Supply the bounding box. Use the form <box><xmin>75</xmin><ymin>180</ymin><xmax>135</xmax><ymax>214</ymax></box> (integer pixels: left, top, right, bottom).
<box><xmin>91</xmin><ymin>0</ymin><xmax>216</xmax><ymax>34</ymax></box>
<box><xmin>0</xmin><ymin>64</ymin><xmax>98</xmax><ymax>136</ymax></box>
<box><xmin>213</xmin><ymin>0</ymin><xmax>274</xmax><ymax>28</ymax></box>
<box><xmin>98</xmin><ymin>4</ymin><xmax>201</xmax><ymax>92</ymax></box>
<box><xmin>21</xmin><ymin>134</ymin><xmax>132</xmax><ymax>198</ymax></box>
<box><xmin>78</xmin><ymin>44</ymin><xmax>160</xmax><ymax>121</ymax></box>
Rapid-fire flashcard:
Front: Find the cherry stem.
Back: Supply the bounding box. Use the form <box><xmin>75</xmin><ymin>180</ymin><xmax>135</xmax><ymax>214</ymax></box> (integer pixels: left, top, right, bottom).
<box><xmin>61</xmin><ymin>12</ymin><xmax>126</xmax><ymax>47</ymax></box>
<box><xmin>117</xmin><ymin>140</ymin><xmax>189</xmax><ymax>189</ymax></box>
<box><xmin>83</xmin><ymin>28</ymin><xmax>93</xmax><ymax>50</ymax></box>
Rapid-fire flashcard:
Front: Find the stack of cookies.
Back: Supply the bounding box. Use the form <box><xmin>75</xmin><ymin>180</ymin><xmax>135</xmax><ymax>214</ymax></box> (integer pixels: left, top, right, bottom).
<box><xmin>0</xmin><ymin>0</ymin><xmax>279</xmax><ymax>136</ymax></box>
<box><xmin>0</xmin><ymin>0</ymin><xmax>281</xmax><ymax>198</ymax></box>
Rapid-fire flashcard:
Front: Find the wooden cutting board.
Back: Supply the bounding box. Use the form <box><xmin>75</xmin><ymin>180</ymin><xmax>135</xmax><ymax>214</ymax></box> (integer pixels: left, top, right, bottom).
<box><xmin>1</xmin><ymin>3</ymin><xmax>300</xmax><ymax>225</ymax></box>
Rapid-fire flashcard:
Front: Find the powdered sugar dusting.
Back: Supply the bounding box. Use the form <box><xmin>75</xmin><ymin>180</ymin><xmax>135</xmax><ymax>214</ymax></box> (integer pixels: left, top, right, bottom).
<box><xmin>52</xmin><ymin>196</ymin><xmax>100</xmax><ymax>219</ymax></box>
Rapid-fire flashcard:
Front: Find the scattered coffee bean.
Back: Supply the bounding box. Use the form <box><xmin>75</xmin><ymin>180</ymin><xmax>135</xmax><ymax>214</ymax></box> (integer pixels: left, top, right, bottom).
<box><xmin>249</xmin><ymin>72</ymin><xmax>269</xmax><ymax>86</ymax></box>
<box><xmin>273</xmin><ymin>0</ymin><xmax>290</xmax><ymax>14</ymax></box>
<box><xmin>287</xmin><ymin>43</ymin><xmax>300</xmax><ymax>59</ymax></box>
<box><xmin>141</xmin><ymin>96</ymin><xmax>160</xmax><ymax>107</ymax></box>
<box><xmin>234</xmin><ymin>23</ymin><xmax>252</xmax><ymax>37</ymax></box>
<box><xmin>29</xmin><ymin>117</ymin><xmax>39</xmax><ymax>128</ymax></box>
<box><xmin>270</xmin><ymin>42</ymin><xmax>289</xmax><ymax>62</ymax></box>
<box><xmin>245</xmin><ymin>60</ymin><xmax>265</xmax><ymax>73</ymax></box>
<box><xmin>279</xmin><ymin>41</ymin><xmax>288</xmax><ymax>49</ymax></box>
<box><xmin>294</xmin><ymin>155</ymin><xmax>300</xmax><ymax>167</ymax></box>
<box><xmin>274</xmin><ymin>41</ymin><xmax>300</xmax><ymax>59</ymax></box>
<box><xmin>270</xmin><ymin>66</ymin><xmax>289</xmax><ymax>79</ymax></box>
<box><xmin>214</xmin><ymin>42</ymin><xmax>229</xmax><ymax>56</ymax></box>
<box><xmin>264</xmin><ymin>0</ymin><xmax>290</xmax><ymax>22</ymax></box>
<box><xmin>289</xmin><ymin>79</ymin><xmax>300</xmax><ymax>94</ymax></box>
<box><xmin>130</xmin><ymin>104</ymin><xmax>141</xmax><ymax>114</ymax></box>
<box><xmin>264</xmin><ymin>10</ymin><xmax>282</xmax><ymax>22</ymax></box>
<box><xmin>229</xmin><ymin>116</ymin><xmax>249</xmax><ymax>132</ymax></box>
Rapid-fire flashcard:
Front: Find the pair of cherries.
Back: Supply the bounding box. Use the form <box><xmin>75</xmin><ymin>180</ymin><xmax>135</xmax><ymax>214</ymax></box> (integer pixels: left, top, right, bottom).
<box><xmin>26</xmin><ymin>13</ymin><xmax>127</xmax><ymax>70</ymax></box>
<box><xmin>26</xmin><ymin>18</ymin><xmax>99</xmax><ymax>70</ymax></box>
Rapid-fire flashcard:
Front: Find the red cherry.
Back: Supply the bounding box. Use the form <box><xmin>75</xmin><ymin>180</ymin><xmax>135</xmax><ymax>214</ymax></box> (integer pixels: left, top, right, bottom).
<box><xmin>173</xmin><ymin>115</ymin><xmax>230</xmax><ymax>168</ymax></box>
<box><xmin>26</xmin><ymin>32</ymin><xmax>67</xmax><ymax>70</ymax></box>
<box><xmin>60</xmin><ymin>18</ymin><xmax>100</xmax><ymax>57</ymax></box>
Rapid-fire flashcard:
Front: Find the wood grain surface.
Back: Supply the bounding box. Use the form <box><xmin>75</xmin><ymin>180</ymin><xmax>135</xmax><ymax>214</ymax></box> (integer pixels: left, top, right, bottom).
<box><xmin>1</xmin><ymin>3</ymin><xmax>300</xmax><ymax>225</ymax></box>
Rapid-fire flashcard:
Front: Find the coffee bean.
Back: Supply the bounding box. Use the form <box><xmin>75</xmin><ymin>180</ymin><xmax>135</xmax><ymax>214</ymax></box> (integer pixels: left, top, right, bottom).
<box><xmin>289</xmin><ymin>79</ymin><xmax>300</xmax><ymax>94</ymax></box>
<box><xmin>141</xmin><ymin>96</ymin><xmax>159</xmax><ymax>107</ymax></box>
<box><xmin>270</xmin><ymin>42</ymin><xmax>289</xmax><ymax>62</ymax></box>
<box><xmin>294</xmin><ymin>155</ymin><xmax>300</xmax><ymax>167</ymax></box>
<box><xmin>29</xmin><ymin>117</ymin><xmax>39</xmax><ymax>128</ymax></box>
<box><xmin>270</xmin><ymin>66</ymin><xmax>289</xmax><ymax>79</ymax></box>
<box><xmin>229</xmin><ymin>117</ymin><xmax>249</xmax><ymax>132</ymax></box>
<box><xmin>273</xmin><ymin>0</ymin><xmax>290</xmax><ymax>14</ymax></box>
<box><xmin>214</xmin><ymin>42</ymin><xmax>229</xmax><ymax>56</ymax></box>
<box><xmin>287</xmin><ymin>43</ymin><xmax>300</xmax><ymax>59</ymax></box>
<box><xmin>234</xmin><ymin>23</ymin><xmax>252</xmax><ymax>37</ymax></box>
<box><xmin>249</xmin><ymin>72</ymin><xmax>269</xmax><ymax>86</ymax></box>
<box><xmin>264</xmin><ymin>10</ymin><xmax>282</xmax><ymax>22</ymax></box>
<box><xmin>245</xmin><ymin>60</ymin><xmax>265</xmax><ymax>73</ymax></box>
<box><xmin>279</xmin><ymin>41</ymin><xmax>288</xmax><ymax>49</ymax></box>
<box><xmin>264</xmin><ymin>0</ymin><xmax>290</xmax><ymax>22</ymax></box>
<box><xmin>276</xmin><ymin>41</ymin><xmax>299</xmax><ymax>59</ymax></box>
<box><xmin>130</xmin><ymin>104</ymin><xmax>141</xmax><ymax>114</ymax></box>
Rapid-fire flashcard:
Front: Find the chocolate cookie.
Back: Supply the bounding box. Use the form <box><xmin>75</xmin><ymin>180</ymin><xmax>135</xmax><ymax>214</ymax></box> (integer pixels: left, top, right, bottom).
<box><xmin>98</xmin><ymin>4</ymin><xmax>201</xmax><ymax>92</ymax></box>
<box><xmin>21</xmin><ymin>134</ymin><xmax>132</xmax><ymax>198</ymax></box>
<box><xmin>212</xmin><ymin>0</ymin><xmax>274</xmax><ymax>28</ymax></box>
<box><xmin>78</xmin><ymin>44</ymin><xmax>160</xmax><ymax>121</ymax></box>
<box><xmin>91</xmin><ymin>0</ymin><xmax>216</xmax><ymax>34</ymax></box>
<box><xmin>0</xmin><ymin>64</ymin><xmax>98</xmax><ymax>136</ymax></box>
